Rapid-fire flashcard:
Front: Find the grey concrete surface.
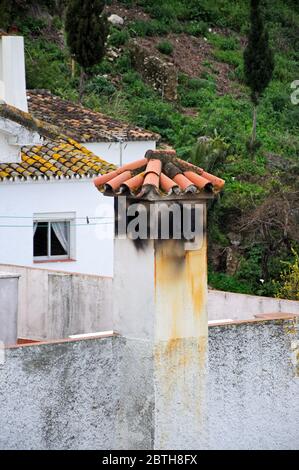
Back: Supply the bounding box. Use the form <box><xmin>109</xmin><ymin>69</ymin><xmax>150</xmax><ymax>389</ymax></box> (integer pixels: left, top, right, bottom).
<box><xmin>0</xmin><ymin>273</ymin><xmax>20</xmax><ymax>345</ymax></box>
<box><xmin>207</xmin><ymin>320</ymin><xmax>299</xmax><ymax>449</ymax></box>
<box><xmin>0</xmin><ymin>319</ymin><xmax>298</xmax><ymax>450</ymax></box>
<box><xmin>0</xmin><ymin>337</ymin><xmax>119</xmax><ymax>449</ymax></box>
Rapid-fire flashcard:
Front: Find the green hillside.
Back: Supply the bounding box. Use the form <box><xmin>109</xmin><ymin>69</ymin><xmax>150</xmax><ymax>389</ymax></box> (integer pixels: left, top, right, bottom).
<box><xmin>2</xmin><ymin>0</ymin><xmax>299</xmax><ymax>297</ymax></box>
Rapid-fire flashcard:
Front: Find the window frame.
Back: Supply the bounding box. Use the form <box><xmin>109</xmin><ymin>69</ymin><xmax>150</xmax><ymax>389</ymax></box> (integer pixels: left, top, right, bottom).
<box><xmin>33</xmin><ymin>212</ymin><xmax>75</xmax><ymax>262</ymax></box>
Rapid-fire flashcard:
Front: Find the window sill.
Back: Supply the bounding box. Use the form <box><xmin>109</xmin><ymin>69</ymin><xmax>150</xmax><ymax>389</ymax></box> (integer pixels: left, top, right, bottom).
<box><xmin>33</xmin><ymin>259</ymin><xmax>76</xmax><ymax>264</ymax></box>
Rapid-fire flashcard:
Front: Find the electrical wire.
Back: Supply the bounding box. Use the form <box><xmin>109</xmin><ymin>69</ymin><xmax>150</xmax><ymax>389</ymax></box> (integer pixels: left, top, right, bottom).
<box><xmin>0</xmin><ymin>222</ymin><xmax>113</xmax><ymax>228</ymax></box>
<box><xmin>0</xmin><ymin>215</ymin><xmax>114</xmax><ymax>227</ymax></box>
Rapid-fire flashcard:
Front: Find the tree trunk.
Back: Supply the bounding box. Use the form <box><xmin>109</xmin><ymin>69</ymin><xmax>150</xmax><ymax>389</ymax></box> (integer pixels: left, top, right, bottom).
<box><xmin>71</xmin><ymin>58</ymin><xmax>76</xmax><ymax>79</ymax></box>
<box><xmin>250</xmin><ymin>104</ymin><xmax>257</xmax><ymax>149</ymax></box>
<box><xmin>79</xmin><ymin>68</ymin><xmax>86</xmax><ymax>103</ymax></box>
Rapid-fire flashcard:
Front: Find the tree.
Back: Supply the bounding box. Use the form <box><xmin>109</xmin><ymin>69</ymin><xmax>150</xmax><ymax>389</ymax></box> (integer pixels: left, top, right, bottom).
<box><xmin>65</xmin><ymin>0</ymin><xmax>108</xmax><ymax>101</ymax></box>
<box><xmin>243</xmin><ymin>0</ymin><xmax>274</xmax><ymax>149</ymax></box>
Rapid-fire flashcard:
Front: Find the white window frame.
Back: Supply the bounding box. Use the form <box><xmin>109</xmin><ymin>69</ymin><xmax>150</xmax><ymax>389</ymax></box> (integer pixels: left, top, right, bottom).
<box><xmin>33</xmin><ymin>212</ymin><xmax>76</xmax><ymax>261</ymax></box>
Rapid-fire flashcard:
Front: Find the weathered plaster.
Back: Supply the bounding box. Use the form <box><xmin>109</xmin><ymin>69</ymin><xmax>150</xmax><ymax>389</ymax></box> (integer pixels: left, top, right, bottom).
<box><xmin>0</xmin><ymin>321</ymin><xmax>298</xmax><ymax>450</ymax></box>
<box><xmin>0</xmin><ymin>273</ymin><xmax>19</xmax><ymax>345</ymax></box>
<box><xmin>208</xmin><ymin>289</ymin><xmax>299</xmax><ymax>321</ymax></box>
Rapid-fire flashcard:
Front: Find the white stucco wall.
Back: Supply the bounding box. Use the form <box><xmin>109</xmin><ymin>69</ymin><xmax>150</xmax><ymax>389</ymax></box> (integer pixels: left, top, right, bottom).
<box><xmin>83</xmin><ymin>140</ymin><xmax>156</xmax><ymax>166</ymax></box>
<box><xmin>1</xmin><ymin>319</ymin><xmax>298</xmax><ymax>449</ymax></box>
<box><xmin>208</xmin><ymin>289</ymin><xmax>299</xmax><ymax>321</ymax></box>
<box><xmin>0</xmin><ymin>117</ymin><xmax>43</xmax><ymax>162</ymax></box>
<box><xmin>0</xmin><ymin>178</ymin><xmax>114</xmax><ymax>276</ymax></box>
<box><xmin>0</xmin><ymin>139</ymin><xmax>156</xmax><ymax>276</ymax></box>
<box><xmin>0</xmin><ymin>36</ymin><xmax>28</xmax><ymax>112</ymax></box>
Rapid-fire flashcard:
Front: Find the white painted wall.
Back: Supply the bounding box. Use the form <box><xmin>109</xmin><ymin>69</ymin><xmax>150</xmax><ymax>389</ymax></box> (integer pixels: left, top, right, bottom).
<box><xmin>0</xmin><ymin>264</ymin><xmax>113</xmax><ymax>340</ymax></box>
<box><xmin>83</xmin><ymin>140</ymin><xmax>156</xmax><ymax>167</ymax></box>
<box><xmin>0</xmin><ymin>117</ymin><xmax>43</xmax><ymax>162</ymax></box>
<box><xmin>208</xmin><ymin>289</ymin><xmax>299</xmax><ymax>321</ymax></box>
<box><xmin>0</xmin><ymin>178</ymin><xmax>114</xmax><ymax>276</ymax></box>
<box><xmin>0</xmin><ymin>36</ymin><xmax>28</xmax><ymax>112</ymax></box>
<box><xmin>0</xmin><ymin>140</ymin><xmax>156</xmax><ymax>276</ymax></box>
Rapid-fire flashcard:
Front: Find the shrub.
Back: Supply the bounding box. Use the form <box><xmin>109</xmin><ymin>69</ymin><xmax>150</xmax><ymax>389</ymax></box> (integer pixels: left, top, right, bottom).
<box><xmin>85</xmin><ymin>75</ymin><xmax>116</xmax><ymax>96</ymax></box>
<box><xmin>108</xmin><ymin>29</ymin><xmax>130</xmax><ymax>47</ymax></box>
<box><xmin>129</xmin><ymin>19</ymin><xmax>170</xmax><ymax>37</ymax></box>
<box><xmin>18</xmin><ymin>16</ymin><xmax>47</xmax><ymax>36</ymax></box>
<box><xmin>274</xmin><ymin>249</ymin><xmax>299</xmax><ymax>300</ymax></box>
<box><xmin>156</xmin><ymin>40</ymin><xmax>173</xmax><ymax>55</ymax></box>
<box><xmin>25</xmin><ymin>38</ymin><xmax>72</xmax><ymax>92</ymax></box>
<box><xmin>190</xmin><ymin>133</ymin><xmax>229</xmax><ymax>171</ymax></box>
<box><xmin>209</xmin><ymin>34</ymin><xmax>239</xmax><ymax>51</ymax></box>
<box><xmin>184</xmin><ymin>20</ymin><xmax>208</xmax><ymax>36</ymax></box>
<box><xmin>115</xmin><ymin>51</ymin><xmax>131</xmax><ymax>73</ymax></box>
<box><xmin>208</xmin><ymin>271</ymin><xmax>254</xmax><ymax>294</ymax></box>
<box><xmin>213</xmin><ymin>50</ymin><xmax>242</xmax><ymax>67</ymax></box>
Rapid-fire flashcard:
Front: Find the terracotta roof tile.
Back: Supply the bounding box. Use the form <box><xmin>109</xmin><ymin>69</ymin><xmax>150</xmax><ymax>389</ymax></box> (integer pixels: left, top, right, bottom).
<box><xmin>27</xmin><ymin>90</ymin><xmax>160</xmax><ymax>143</ymax></box>
<box><xmin>0</xmin><ymin>137</ymin><xmax>115</xmax><ymax>182</ymax></box>
<box><xmin>0</xmin><ymin>102</ymin><xmax>116</xmax><ymax>182</ymax></box>
<box><xmin>94</xmin><ymin>149</ymin><xmax>225</xmax><ymax>200</ymax></box>
<box><xmin>105</xmin><ymin>170</ymin><xmax>132</xmax><ymax>191</ymax></box>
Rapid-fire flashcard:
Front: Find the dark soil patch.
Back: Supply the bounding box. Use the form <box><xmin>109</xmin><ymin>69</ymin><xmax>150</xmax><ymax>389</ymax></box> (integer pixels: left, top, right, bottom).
<box><xmin>105</xmin><ymin>0</ymin><xmax>150</xmax><ymax>24</ymax></box>
<box><xmin>137</xmin><ymin>33</ymin><xmax>241</xmax><ymax>96</ymax></box>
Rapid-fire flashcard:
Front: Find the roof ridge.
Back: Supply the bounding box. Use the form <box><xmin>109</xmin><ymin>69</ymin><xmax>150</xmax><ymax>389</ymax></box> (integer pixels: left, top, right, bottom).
<box><xmin>0</xmin><ymin>102</ymin><xmax>62</xmax><ymax>140</ymax></box>
<box><xmin>94</xmin><ymin>149</ymin><xmax>225</xmax><ymax>199</ymax></box>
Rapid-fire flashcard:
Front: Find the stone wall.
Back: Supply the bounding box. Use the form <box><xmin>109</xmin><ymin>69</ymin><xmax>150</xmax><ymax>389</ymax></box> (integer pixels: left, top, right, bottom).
<box><xmin>0</xmin><ymin>319</ymin><xmax>298</xmax><ymax>449</ymax></box>
<box><xmin>129</xmin><ymin>41</ymin><xmax>178</xmax><ymax>101</ymax></box>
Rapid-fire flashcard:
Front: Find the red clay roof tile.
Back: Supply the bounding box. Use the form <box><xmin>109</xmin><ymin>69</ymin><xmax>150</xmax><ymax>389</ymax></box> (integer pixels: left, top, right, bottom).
<box><xmin>160</xmin><ymin>172</ymin><xmax>179</xmax><ymax>194</ymax></box>
<box><xmin>94</xmin><ymin>149</ymin><xmax>225</xmax><ymax>199</ymax></box>
<box><xmin>105</xmin><ymin>170</ymin><xmax>132</xmax><ymax>191</ymax></box>
<box><xmin>121</xmin><ymin>172</ymin><xmax>145</xmax><ymax>192</ymax></box>
<box><xmin>173</xmin><ymin>173</ymin><xmax>196</xmax><ymax>191</ymax></box>
<box><xmin>145</xmin><ymin>159</ymin><xmax>162</xmax><ymax>176</ymax></box>
<box><xmin>184</xmin><ymin>171</ymin><xmax>213</xmax><ymax>191</ymax></box>
<box><xmin>144</xmin><ymin>171</ymin><xmax>160</xmax><ymax>189</ymax></box>
<box><xmin>27</xmin><ymin>90</ymin><xmax>159</xmax><ymax>143</ymax></box>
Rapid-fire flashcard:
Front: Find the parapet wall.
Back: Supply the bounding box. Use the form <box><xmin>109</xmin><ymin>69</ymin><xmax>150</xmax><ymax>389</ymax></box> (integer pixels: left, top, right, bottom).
<box><xmin>0</xmin><ymin>263</ymin><xmax>298</xmax><ymax>341</ymax></box>
<box><xmin>0</xmin><ymin>264</ymin><xmax>112</xmax><ymax>340</ymax></box>
<box><xmin>0</xmin><ymin>319</ymin><xmax>298</xmax><ymax>450</ymax></box>
<box><xmin>208</xmin><ymin>289</ymin><xmax>299</xmax><ymax>321</ymax></box>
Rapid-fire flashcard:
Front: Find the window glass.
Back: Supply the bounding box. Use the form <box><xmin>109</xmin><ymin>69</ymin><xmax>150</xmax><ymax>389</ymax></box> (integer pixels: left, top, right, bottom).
<box><xmin>33</xmin><ymin>222</ymin><xmax>48</xmax><ymax>257</ymax></box>
<box><xmin>51</xmin><ymin>223</ymin><xmax>68</xmax><ymax>256</ymax></box>
<box><xmin>33</xmin><ymin>220</ymin><xmax>71</xmax><ymax>259</ymax></box>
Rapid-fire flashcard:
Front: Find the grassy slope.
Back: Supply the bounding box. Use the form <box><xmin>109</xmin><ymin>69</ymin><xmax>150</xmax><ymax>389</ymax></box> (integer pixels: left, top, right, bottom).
<box><xmin>10</xmin><ymin>0</ymin><xmax>299</xmax><ymax>296</ymax></box>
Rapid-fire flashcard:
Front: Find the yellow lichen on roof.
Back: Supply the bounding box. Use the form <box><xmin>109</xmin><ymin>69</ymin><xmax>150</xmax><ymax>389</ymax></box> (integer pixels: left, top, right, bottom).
<box><xmin>0</xmin><ymin>94</ymin><xmax>115</xmax><ymax>182</ymax></box>
<box><xmin>0</xmin><ymin>136</ymin><xmax>116</xmax><ymax>182</ymax></box>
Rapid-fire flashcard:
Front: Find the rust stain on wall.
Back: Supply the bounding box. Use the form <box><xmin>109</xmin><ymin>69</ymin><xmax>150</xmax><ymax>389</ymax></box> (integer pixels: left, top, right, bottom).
<box><xmin>153</xmin><ymin>235</ymin><xmax>208</xmax><ymax>444</ymax></box>
<box><xmin>186</xmin><ymin>236</ymin><xmax>207</xmax><ymax>323</ymax></box>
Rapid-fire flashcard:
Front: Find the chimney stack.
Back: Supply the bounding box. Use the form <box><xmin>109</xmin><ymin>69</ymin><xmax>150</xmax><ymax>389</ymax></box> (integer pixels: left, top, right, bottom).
<box><xmin>94</xmin><ymin>149</ymin><xmax>225</xmax><ymax>449</ymax></box>
<box><xmin>0</xmin><ymin>35</ymin><xmax>28</xmax><ymax>112</ymax></box>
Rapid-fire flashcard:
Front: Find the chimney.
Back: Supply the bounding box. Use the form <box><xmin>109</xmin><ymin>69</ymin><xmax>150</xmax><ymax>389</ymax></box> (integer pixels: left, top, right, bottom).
<box><xmin>0</xmin><ymin>35</ymin><xmax>28</xmax><ymax>112</ymax></box>
<box><xmin>94</xmin><ymin>149</ymin><xmax>225</xmax><ymax>449</ymax></box>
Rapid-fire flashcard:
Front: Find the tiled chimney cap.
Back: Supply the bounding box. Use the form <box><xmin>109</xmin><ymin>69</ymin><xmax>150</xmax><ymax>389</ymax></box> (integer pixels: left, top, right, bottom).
<box><xmin>94</xmin><ymin>149</ymin><xmax>225</xmax><ymax>200</ymax></box>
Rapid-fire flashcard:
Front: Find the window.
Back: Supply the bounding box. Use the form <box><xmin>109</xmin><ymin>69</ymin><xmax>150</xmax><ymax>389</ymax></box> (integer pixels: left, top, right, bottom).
<box><xmin>33</xmin><ymin>214</ymin><xmax>75</xmax><ymax>261</ymax></box>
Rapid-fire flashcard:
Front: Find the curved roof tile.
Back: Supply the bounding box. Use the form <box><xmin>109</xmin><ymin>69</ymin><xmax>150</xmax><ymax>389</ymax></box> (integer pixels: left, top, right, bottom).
<box><xmin>94</xmin><ymin>149</ymin><xmax>225</xmax><ymax>200</ymax></box>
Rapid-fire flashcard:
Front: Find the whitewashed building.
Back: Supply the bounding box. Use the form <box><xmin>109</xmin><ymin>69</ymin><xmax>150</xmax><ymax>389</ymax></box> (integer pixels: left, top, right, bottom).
<box><xmin>0</xmin><ymin>34</ymin><xmax>158</xmax><ymax>276</ymax></box>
